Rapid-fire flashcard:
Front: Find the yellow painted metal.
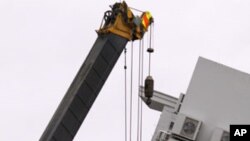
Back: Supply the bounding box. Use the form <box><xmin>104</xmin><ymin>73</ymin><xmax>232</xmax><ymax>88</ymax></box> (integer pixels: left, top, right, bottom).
<box><xmin>97</xmin><ymin>1</ymin><xmax>153</xmax><ymax>41</ymax></box>
<box><xmin>98</xmin><ymin>14</ymin><xmax>133</xmax><ymax>40</ymax></box>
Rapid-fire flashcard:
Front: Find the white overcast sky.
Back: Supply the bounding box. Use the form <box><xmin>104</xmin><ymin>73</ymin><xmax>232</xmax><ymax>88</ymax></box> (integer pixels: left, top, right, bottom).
<box><xmin>1</xmin><ymin>0</ymin><xmax>250</xmax><ymax>141</ymax></box>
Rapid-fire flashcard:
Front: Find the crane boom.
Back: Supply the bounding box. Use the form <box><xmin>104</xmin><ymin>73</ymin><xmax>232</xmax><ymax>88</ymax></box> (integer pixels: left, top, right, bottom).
<box><xmin>40</xmin><ymin>33</ymin><xmax>127</xmax><ymax>141</ymax></box>
<box><xmin>40</xmin><ymin>2</ymin><xmax>153</xmax><ymax>141</ymax></box>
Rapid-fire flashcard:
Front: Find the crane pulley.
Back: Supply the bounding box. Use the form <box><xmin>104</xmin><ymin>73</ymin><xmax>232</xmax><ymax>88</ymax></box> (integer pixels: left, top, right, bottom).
<box><xmin>97</xmin><ymin>1</ymin><xmax>153</xmax><ymax>41</ymax></box>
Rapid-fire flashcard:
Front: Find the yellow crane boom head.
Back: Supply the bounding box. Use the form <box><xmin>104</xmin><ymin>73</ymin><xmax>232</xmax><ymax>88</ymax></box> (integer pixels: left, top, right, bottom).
<box><xmin>97</xmin><ymin>1</ymin><xmax>154</xmax><ymax>41</ymax></box>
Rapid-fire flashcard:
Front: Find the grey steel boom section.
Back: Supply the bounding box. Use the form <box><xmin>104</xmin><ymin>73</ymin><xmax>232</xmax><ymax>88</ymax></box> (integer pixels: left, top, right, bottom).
<box><xmin>40</xmin><ymin>33</ymin><xmax>128</xmax><ymax>141</ymax></box>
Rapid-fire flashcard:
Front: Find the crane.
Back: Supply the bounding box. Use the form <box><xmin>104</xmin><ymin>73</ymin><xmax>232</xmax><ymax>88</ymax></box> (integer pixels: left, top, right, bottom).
<box><xmin>40</xmin><ymin>1</ymin><xmax>153</xmax><ymax>141</ymax></box>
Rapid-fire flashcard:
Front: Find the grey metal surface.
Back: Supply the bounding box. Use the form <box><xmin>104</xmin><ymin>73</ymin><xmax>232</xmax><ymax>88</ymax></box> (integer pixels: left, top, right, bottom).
<box><xmin>40</xmin><ymin>33</ymin><xmax>128</xmax><ymax>141</ymax></box>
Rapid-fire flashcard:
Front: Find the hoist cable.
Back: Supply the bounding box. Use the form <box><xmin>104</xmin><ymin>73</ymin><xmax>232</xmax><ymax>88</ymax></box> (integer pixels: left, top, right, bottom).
<box><xmin>137</xmin><ymin>40</ymin><xmax>142</xmax><ymax>141</ymax></box>
<box><xmin>99</xmin><ymin>18</ymin><xmax>104</xmax><ymax>30</ymax></box>
<box><xmin>129</xmin><ymin>42</ymin><xmax>134</xmax><ymax>141</ymax></box>
<box><xmin>124</xmin><ymin>48</ymin><xmax>128</xmax><ymax>141</ymax></box>
<box><xmin>129</xmin><ymin>7</ymin><xmax>144</xmax><ymax>13</ymax></box>
<box><xmin>140</xmin><ymin>38</ymin><xmax>144</xmax><ymax>141</ymax></box>
<box><xmin>148</xmin><ymin>54</ymin><xmax>151</xmax><ymax>75</ymax></box>
<box><xmin>148</xmin><ymin>25</ymin><xmax>152</xmax><ymax>76</ymax></box>
<box><xmin>152</xmin><ymin>23</ymin><xmax>155</xmax><ymax>51</ymax></box>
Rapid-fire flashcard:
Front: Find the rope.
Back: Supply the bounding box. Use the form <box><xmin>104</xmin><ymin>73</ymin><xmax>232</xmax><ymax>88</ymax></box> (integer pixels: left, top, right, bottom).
<box><xmin>148</xmin><ymin>25</ymin><xmax>152</xmax><ymax>76</ymax></box>
<box><xmin>140</xmin><ymin>38</ymin><xmax>144</xmax><ymax>141</ymax></box>
<box><xmin>152</xmin><ymin>23</ymin><xmax>155</xmax><ymax>52</ymax></box>
<box><xmin>129</xmin><ymin>42</ymin><xmax>134</xmax><ymax>141</ymax></box>
<box><xmin>124</xmin><ymin>48</ymin><xmax>128</xmax><ymax>141</ymax></box>
<box><xmin>137</xmin><ymin>40</ymin><xmax>142</xmax><ymax>141</ymax></box>
<box><xmin>99</xmin><ymin>18</ymin><xmax>104</xmax><ymax>30</ymax></box>
<box><xmin>129</xmin><ymin>7</ymin><xmax>144</xmax><ymax>13</ymax></box>
<box><xmin>124</xmin><ymin>23</ymin><xmax>154</xmax><ymax>141</ymax></box>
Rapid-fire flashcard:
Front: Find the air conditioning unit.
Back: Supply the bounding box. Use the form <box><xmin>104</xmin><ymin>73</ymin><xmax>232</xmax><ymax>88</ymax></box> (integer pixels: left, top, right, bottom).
<box><xmin>210</xmin><ymin>128</ymin><xmax>229</xmax><ymax>141</ymax></box>
<box><xmin>171</xmin><ymin>113</ymin><xmax>202</xmax><ymax>141</ymax></box>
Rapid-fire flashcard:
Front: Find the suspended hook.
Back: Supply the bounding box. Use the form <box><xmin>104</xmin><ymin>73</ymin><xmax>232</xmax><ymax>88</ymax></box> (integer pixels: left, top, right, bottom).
<box><xmin>144</xmin><ymin>75</ymin><xmax>154</xmax><ymax>105</ymax></box>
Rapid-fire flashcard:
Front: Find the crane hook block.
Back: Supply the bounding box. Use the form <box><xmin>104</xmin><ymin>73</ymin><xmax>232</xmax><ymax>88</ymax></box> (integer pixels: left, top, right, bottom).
<box><xmin>144</xmin><ymin>75</ymin><xmax>154</xmax><ymax>105</ymax></box>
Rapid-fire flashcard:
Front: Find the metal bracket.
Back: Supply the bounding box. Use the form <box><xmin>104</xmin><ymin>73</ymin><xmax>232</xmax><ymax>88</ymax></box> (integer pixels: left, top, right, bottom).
<box><xmin>139</xmin><ymin>86</ymin><xmax>185</xmax><ymax>113</ymax></box>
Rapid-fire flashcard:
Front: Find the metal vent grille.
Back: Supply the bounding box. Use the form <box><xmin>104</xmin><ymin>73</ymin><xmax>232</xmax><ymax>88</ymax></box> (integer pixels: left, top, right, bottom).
<box><xmin>180</xmin><ymin>117</ymin><xmax>199</xmax><ymax>139</ymax></box>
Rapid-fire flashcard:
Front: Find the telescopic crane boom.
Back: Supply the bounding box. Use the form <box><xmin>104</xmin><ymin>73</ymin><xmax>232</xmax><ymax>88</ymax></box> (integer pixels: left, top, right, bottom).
<box><xmin>40</xmin><ymin>2</ymin><xmax>153</xmax><ymax>141</ymax></box>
